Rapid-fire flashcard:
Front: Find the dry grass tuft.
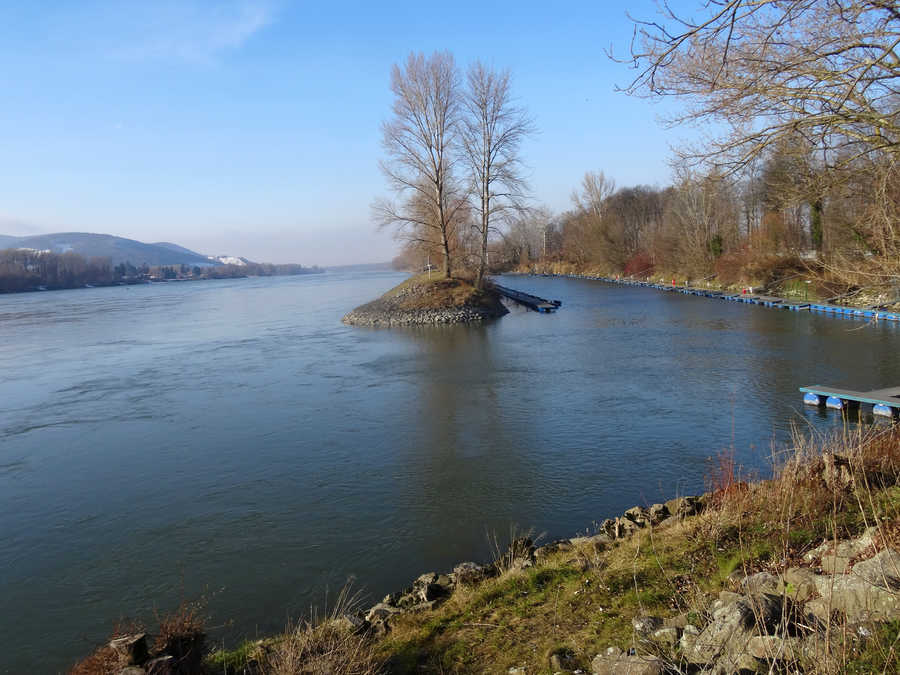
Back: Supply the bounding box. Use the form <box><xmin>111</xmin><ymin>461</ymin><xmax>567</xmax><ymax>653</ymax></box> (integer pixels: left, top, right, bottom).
<box><xmin>264</xmin><ymin>586</ymin><xmax>383</xmax><ymax>675</ymax></box>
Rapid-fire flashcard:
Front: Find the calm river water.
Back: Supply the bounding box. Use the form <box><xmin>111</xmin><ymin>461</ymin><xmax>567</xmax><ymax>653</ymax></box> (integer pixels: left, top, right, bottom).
<box><xmin>2</xmin><ymin>268</ymin><xmax>898</xmax><ymax>671</ymax></box>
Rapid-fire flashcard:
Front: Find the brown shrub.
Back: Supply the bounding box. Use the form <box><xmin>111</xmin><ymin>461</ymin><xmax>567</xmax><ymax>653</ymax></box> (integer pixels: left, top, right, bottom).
<box><xmin>154</xmin><ymin>601</ymin><xmax>206</xmax><ymax>674</ymax></box>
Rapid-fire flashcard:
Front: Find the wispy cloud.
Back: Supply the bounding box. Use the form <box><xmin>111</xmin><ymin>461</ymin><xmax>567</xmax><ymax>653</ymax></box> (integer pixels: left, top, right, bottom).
<box><xmin>54</xmin><ymin>1</ymin><xmax>278</xmax><ymax>64</ymax></box>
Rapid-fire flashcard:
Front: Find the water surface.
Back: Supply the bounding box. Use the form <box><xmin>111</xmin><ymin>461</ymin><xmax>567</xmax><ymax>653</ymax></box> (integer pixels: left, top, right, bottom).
<box><xmin>1</xmin><ymin>269</ymin><xmax>897</xmax><ymax>671</ymax></box>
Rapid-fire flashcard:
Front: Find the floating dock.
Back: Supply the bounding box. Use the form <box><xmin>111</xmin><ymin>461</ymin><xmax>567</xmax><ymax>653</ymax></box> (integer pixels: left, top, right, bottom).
<box><xmin>493</xmin><ymin>284</ymin><xmax>561</xmax><ymax>313</ymax></box>
<box><xmin>528</xmin><ymin>273</ymin><xmax>900</xmax><ymax>323</ymax></box>
<box><xmin>800</xmin><ymin>385</ymin><xmax>900</xmax><ymax>417</ymax></box>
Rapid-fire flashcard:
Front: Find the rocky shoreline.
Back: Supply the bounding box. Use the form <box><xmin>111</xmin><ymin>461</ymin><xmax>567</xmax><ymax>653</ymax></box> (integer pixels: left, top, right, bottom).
<box><xmin>75</xmin><ymin>420</ymin><xmax>900</xmax><ymax>674</ymax></box>
<box><xmin>353</xmin><ymin>486</ymin><xmax>900</xmax><ymax>675</ymax></box>
<box><xmin>342</xmin><ymin>278</ymin><xmax>508</xmax><ymax>326</ymax></box>
<box><xmin>342</xmin><ymin>301</ymin><xmax>507</xmax><ymax>326</ymax></box>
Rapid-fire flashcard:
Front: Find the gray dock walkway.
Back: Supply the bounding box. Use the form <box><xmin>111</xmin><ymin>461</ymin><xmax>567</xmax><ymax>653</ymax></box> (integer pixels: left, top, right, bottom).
<box><xmin>800</xmin><ymin>385</ymin><xmax>900</xmax><ymax>407</ymax></box>
<box><xmin>493</xmin><ymin>284</ymin><xmax>561</xmax><ymax>313</ymax></box>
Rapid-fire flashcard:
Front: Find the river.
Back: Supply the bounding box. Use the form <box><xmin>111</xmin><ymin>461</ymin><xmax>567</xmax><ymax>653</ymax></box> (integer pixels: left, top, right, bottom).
<box><xmin>1</xmin><ymin>268</ymin><xmax>897</xmax><ymax>672</ymax></box>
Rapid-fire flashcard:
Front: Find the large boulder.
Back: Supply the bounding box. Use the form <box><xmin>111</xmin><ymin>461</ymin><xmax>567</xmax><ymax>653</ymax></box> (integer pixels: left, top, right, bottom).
<box><xmin>783</xmin><ymin>567</ymin><xmax>818</xmax><ymax>602</ymax></box>
<box><xmin>740</xmin><ymin>572</ymin><xmax>781</xmax><ymax>596</ymax></box>
<box><xmin>452</xmin><ymin>561</ymin><xmax>491</xmax><ymax>585</ymax></box>
<box><xmin>809</xmin><ymin>552</ymin><xmax>900</xmax><ymax>622</ymax></box>
<box><xmin>664</xmin><ymin>496</ymin><xmax>702</xmax><ymax>520</ymax></box>
<box><xmin>823</xmin><ymin>529</ymin><xmax>876</xmax><ymax>574</ymax></box>
<box><xmin>851</xmin><ymin>548</ymin><xmax>900</xmax><ymax>589</ymax></box>
<box><xmin>591</xmin><ymin>650</ymin><xmax>663</xmax><ymax>675</ymax></box>
<box><xmin>365</xmin><ymin>603</ymin><xmax>402</xmax><ymax>623</ymax></box>
<box><xmin>648</xmin><ymin>503</ymin><xmax>670</xmax><ymax>524</ymax></box>
<box><xmin>623</xmin><ymin>506</ymin><xmax>650</xmax><ymax>527</ymax></box>
<box><xmin>685</xmin><ymin>594</ymin><xmax>783</xmax><ymax>666</ymax></box>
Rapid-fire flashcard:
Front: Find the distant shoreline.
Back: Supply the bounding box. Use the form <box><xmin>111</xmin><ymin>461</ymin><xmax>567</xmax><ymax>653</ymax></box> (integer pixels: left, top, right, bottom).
<box><xmin>0</xmin><ymin>268</ymin><xmax>325</xmax><ymax>296</ymax></box>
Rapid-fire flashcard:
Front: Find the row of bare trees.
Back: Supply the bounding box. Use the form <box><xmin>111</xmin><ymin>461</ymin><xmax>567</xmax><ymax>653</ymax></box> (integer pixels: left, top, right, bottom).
<box><xmin>380</xmin><ymin>3</ymin><xmax>900</xmax><ymax>289</ymax></box>
<box><xmin>492</xmin><ymin>1</ymin><xmax>900</xmax><ymax>287</ymax></box>
<box><xmin>0</xmin><ymin>249</ymin><xmax>113</xmax><ymax>292</ymax></box>
<box><xmin>375</xmin><ymin>51</ymin><xmax>533</xmax><ymax>287</ymax></box>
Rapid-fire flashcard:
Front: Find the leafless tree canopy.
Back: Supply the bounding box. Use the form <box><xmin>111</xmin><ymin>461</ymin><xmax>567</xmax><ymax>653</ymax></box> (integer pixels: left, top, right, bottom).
<box><xmin>461</xmin><ymin>62</ymin><xmax>534</xmax><ymax>287</ymax></box>
<box><xmin>374</xmin><ymin>51</ymin><xmax>465</xmax><ymax>278</ymax></box>
<box><xmin>623</xmin><ymin>1</ymin><xmax>900</xmax><ymax>172</ymax></box>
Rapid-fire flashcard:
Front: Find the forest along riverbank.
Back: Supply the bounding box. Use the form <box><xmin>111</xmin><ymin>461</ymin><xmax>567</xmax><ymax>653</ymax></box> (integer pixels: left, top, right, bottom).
<box><xmin>76</xmin><ymin>427</ymin><xmax>900</xmax><ymax>674</ymax></box>
<box><xmin>511</xmin><ymin>261</ymin><xmax>900</xmax><ymax>313</ymax></box>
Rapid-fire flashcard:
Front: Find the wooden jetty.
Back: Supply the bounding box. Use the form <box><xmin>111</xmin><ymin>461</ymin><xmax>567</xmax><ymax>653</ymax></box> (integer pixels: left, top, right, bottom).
<box><xmin>493</xmin><ymin>284</ymin><xmax>561</xmax><ymax>313</ymax></box>
<box><xmin>800</xmin><ymin>384</ymin><xmax>900</xmax><ymax>416</ymax></box>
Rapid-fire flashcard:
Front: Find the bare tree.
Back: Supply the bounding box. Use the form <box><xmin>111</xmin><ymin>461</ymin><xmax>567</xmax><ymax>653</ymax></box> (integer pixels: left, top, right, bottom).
<box><xmin>461</xmin><ymin>62</ymin><xmax>534</xmax><ymax>288</ymax></box>
<box><xmin>566</xmin><ymin>171</ymin><xmax>617</xmax><ymax>265</ymax></box>
<box><xmin>622</xmin><ymin>1</ymin><xmax>900</xmax><ymax>173</ymax></box>
<box><xmin>374</xmin><ymin>51</ymin><xmax>465</xmax><ymax>278</ymax></box>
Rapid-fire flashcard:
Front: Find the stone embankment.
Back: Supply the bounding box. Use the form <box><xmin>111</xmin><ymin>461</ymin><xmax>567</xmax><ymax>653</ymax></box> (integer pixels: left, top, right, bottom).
<box><xmin>364</xmin><ymin>492</ymin><xmax>900</xmax><ymax>675</ymax></box>
<box><xmin>342</xmin><ymin>280</ymin><xmax>508</xmax><ymax>326</ymax></box>
<box><xmin>97</xmin><ymin>486</ymin><xmax>900</xmax><ymax>674</ymax></box>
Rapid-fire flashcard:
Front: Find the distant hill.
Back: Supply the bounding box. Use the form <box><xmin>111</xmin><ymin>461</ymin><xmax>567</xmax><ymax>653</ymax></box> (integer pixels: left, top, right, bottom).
<box><xmin>0</xmin><ymin>233</ymin><xmax>218</xmax><ymax>267</ymax></box>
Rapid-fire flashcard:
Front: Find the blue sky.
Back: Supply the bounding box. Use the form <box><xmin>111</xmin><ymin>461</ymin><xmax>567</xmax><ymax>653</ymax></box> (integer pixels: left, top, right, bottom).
<box><xmin>0</xmin><ymin>1</ymin><xmax>701</xmax><ymax>265</ymax></box>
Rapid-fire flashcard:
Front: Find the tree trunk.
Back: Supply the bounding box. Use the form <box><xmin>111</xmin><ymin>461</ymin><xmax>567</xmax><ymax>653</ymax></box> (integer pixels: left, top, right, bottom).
<box><xmin>441</xmin><ymin>230</ymin><xmax>452</xmax><ymax>278</ymax></box>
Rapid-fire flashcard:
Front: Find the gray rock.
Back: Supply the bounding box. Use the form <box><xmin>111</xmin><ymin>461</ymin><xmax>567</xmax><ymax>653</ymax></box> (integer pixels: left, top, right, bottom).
<box><xmin>508</xmin><ymin>666</ymin><xmax>527</xmax><ymax>674</ymax></box>
<box><xmin>452</xmin><ymin>561</ymin><xmax>490</xmax><ymax>585</ymax></box>
<box><xmin>747</xmin><ymin>635</ymin><xmax>802</xmax><ymax>661</ymax></box>
<box><xmin>591</xmin><ymin>652</ymin><xmax>663</xmax><ymax>675</ymax></box>
<box><xmin>783</xmin><ymin>567</ymin><xmax>818</xmax><ymax>602</ymax></box>
<box><xmin>326</xmin><ymin>613</ymin><xmax>368</xmax><ymax>634</ymax></box>
<box><xmin>664</xmin><ymin>496</ymin><xmax>702</xmax><ymax>520</ymax></box>
<box><xmin>409</xmin><ymin>571</ymin><xmax>453</xmax><ymax>603</ymax></box>
<box><xmin>623</xmin><ymin>506</ymin><xmax>650</xmax><ymax>526</ymax></box>
<box><xmin>614</xmin><ymin>517</ymin><xmax>640</xmax><ymax>539</ymax></box>
<box><xmin>679</xmin><ymin>624</ymin><xmax>700</xmax><ymax>653</ymax></box>
<box><xmin>118</xmin><ymin>669</ymin><xmax>145</xmax><ymax>675</ymax></box>
<box><xmin>365</xmin><ymin>602</ymin><xmax>402</xmax><ymax>622</ymax></box>
<box><xmin>851</xmin><ymin>548</ymin><xmax>900</xmax><ymax>589</ymax></box>
<box><xmin>711</xmin><ymin>651</ymin><xmax>760</xmax><ymax>673</ymax></box>
<box><xmin>817</xmin><ymin>528</ymin><xmax>876</xmax><ymax>574</ymax></box>
<box><xmin>663</xmin><ymin>613</ymin><xmax>691</xmax><ymax>629</ymax></box>
<box><xmin>686</xmin><ymin>594</ymin><xmax>783</xmax><ymax>665</ymax></box>
<box><xmin>713</xmin><ymin>591</ymin><xmax>743</xmax><ymax>610</ymax></box>
<box><xmin>632</xmin><ymin>615</ymin><xmax>663</xmax><ymax>635</ymax></box>
<box><xmin>803</xmin><ymin>539</ymin><xmax>832</xmax><ymax>564</ymax></box>
<box><xmin>740</xmin><ymin>571</ymin><xmax>781</xmax><ymax>595</ymax></box>
<box><xmin>648</xmin><ymin>503</ymin><xmax>670</xmax><ymax>524</ymax></box>
<box><xmin>651</xmin><ymin>627</ymin><xmax>679</xmax><ymax>649</ymax></box>
<box><xmin>109</xmin><ymin>633</ymin><xmax>148</xmax><ymax>666</ymax></box>
<box><xmin>813</xmin><ymin>571</ymin><xmax>900</xmax><ymax>621</ymax></box>
<box><xmin>599</xmin><ymin>519</ymin><xmax>617</xmax><ymax>537</ymax></box>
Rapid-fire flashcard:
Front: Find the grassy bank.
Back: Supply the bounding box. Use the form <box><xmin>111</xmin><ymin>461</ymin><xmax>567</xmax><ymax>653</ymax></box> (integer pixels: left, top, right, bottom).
<box><xmin>512</xmin><ymin>261</ymin><xmax>900</xmax><ymax>310</ymax></box>
<box><xmin>74</xmin><ymin>425</ymin><xmax>900</xmax><ymax>674</ymax></box>
<box><xmin>379</xmin><ymin>274</ymin><xmax>503</xmax><ymax>312</ymax></box>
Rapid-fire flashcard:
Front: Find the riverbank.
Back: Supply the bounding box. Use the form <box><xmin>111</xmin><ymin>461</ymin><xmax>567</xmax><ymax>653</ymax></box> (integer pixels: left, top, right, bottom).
<box><xmin>74</xmin><ymin>427</ymin><xmax>900</xmax><ymax>674</ymax></box>
<box><xmin>342</xmin><ymin>274</ymin><xmax>508</xmax><ymax>326</ymax></box>
<box><xmin>513</xmin><ymin>261</ymin><xmax>900</xmax><ymax>311</ymax></box>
